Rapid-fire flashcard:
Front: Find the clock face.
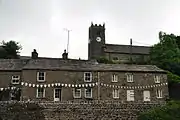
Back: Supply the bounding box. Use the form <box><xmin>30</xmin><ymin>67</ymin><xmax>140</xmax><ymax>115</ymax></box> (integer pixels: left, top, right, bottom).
<box><xmin>96</xmin><ymin>37</ymin><xmax>101</xmax><ymax>42</ymax></box>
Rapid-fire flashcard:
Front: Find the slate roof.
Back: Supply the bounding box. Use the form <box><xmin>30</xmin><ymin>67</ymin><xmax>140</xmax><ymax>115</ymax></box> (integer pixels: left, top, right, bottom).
<box><xmin>22</xmin><ymin>58</ymin><xmax>165</xmax><ymax>73</ymax></box>
<box><xmin>0</xmin><ymin>58</ymin><xmax>165</xmax><ymax>73</ymax></box>
<box><xmin>104</xmin><ymin>44</ymin><xmax>151</xmax><ymax>55</ymax></box>
<box><xmin>0</xmin><ymin>59</ymin><xmax>29</xmax><ymax>71</ymax></box>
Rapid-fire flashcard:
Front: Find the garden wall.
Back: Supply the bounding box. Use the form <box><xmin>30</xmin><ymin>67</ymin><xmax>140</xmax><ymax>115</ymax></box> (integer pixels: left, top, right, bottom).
<box><xmin>0</xmin><ymin>101</ymin><xmax>166</xmax><ymax>120</ymax></box>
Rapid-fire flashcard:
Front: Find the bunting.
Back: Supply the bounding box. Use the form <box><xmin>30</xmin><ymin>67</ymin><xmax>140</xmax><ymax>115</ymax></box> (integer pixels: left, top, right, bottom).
<box><xmin>0</xmin><ymin>82</ymin><xmax>168</xmax><ymax>91</ymax></box>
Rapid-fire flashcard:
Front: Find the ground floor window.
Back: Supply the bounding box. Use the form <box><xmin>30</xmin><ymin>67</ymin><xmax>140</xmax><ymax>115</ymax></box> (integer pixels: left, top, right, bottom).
<box><xmin>112</xmin><ymin>89</ymin><xmax>119</xmax><ymax>98</ymax></box>
<box><xmin>156</xmin><ymin>89</ymin><xmax>162</xmax><ymax>98</ymax></box>
<box><xmin>73</xmin><ymin>88</ymin><xmax>81</xmax><ymax>98</ymax></box>
<box><xmin>85</xmin><ymin>88</ymin><xmax>92</xmax><ymax>98</ymax></box>
<box><xmin>36</xmin><ymin>88</ymin><xmax>45</xmax><ymax>98</ymax></box>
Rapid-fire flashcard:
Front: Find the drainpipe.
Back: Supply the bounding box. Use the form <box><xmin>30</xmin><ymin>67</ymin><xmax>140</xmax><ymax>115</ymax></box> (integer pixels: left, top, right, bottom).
<box><xmin>98</xmin><ymin>72</ymin><xmax>100</xmax><ymax>100</ymax></box>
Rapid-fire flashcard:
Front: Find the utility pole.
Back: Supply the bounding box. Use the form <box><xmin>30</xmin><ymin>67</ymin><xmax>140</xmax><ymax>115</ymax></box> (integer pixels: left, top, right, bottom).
<box><xmin>64</xmin><ymin>28</ymin><xmax>72</xmax><ymax>53</ymax></box>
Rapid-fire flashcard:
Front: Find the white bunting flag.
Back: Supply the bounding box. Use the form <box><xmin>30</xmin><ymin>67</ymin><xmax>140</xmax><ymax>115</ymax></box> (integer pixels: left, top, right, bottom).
<box><xmin>32</xmin><ymin>84</ymin><xmax>35</xmax><ymax>87</ymax></box>
<box><xmin>25</xmin><ymin>83</ymin><xmax>28</xmax><ymax>86</ymax></box>
<box><xmin>44</xmin><ymin>84</ymin><xmax>47</xmax><ymax>88</ymax></box>
<box><xmin>21</xmin><ymin>82</ymin><xmax>24</xmax><ymax>85</ymax></box>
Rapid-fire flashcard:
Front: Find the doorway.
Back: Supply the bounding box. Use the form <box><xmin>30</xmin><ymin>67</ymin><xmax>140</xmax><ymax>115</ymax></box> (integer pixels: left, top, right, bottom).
<box><xmin>54</xmin><ymin>88</ymin><xmax>61</xmax><ymax>101</ymax></box>
<box><xmin>143</xmin><ymin>90</ymin><xmax>150</xmax><ymax>101</ymax></box>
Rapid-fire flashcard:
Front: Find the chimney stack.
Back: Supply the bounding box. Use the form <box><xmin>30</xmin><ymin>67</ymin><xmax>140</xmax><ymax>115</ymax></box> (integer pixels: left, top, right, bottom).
<box><xmin>62</xmin><ymin>49</ymin><xmax>68</xmax><ymax>60</ymax></box>
<box><xmin>31</xmin><ymin>49</ymin><xmax>38</xmax><ymax>59</ymax></box>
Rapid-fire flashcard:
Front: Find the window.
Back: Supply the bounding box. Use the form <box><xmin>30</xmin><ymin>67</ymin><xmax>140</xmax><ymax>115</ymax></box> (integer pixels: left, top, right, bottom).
<box><xmin>112</xmin><ymin>74</ymin><xmax>118</xmax><ymax>82</ymax></box>
<box><xmin>84</xmin><ymin>72</ymin><xmax>92</xmax><ymax>82</ymax></box>
<box><xmin>112</xmin><ymin>89</ymin><xmax>119</xmax><ymax>98</ymax></box>
<box><xmin>126</xmin><ymin>73</ymin><xmax>133</xmax><ymax>82</ymax></box>
<box><xmin>11</xmin><ymin>75</ymin><xmax>20</xmax><ymax>84</ymax></box>
<box><xmin>73</xmin><ymin>88</ymin><xmax>81</xmax><ymax>98</ymax></box>
<box><xmin>36</xmin><ymin>88</ymin><xmax>45</xmax><ymax>98</ymax></box>
<box><xmin>127</xmin><ymin>90</ymin><xmax>134</xmax><ymax>101</ymax></box>
<box><xmin>37</xmin><ymin>72</ymin><xmax>46</xmax><ymax>82</ymax></box>
<box><xmin>156</xmin><ymin>89</ymin><xmax>162</xmax><ymax>98</ymax></box>
<box><xmin>85</xmin><ymin>88</ymin><xmax>92</xmax><ymax>98</ymax></box>
<box><xmin>154</xmin><ymin>75</ymin><xmax>160</xmax><ymax>83</ymax></box>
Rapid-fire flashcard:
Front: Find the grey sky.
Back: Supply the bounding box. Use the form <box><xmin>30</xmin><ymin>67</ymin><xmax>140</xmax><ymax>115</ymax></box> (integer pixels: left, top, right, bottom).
<box><xmin>0</xmin><ymin>0</ymin><xmax>180</xmax><ymax>59</ymax></box>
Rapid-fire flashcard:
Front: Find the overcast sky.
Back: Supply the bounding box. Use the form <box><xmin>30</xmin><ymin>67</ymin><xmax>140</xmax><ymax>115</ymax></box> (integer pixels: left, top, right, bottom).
<box><xmin>0</xmin><ymin>0</ymin><xmax>180</xmax><ymax>59</ymax></box>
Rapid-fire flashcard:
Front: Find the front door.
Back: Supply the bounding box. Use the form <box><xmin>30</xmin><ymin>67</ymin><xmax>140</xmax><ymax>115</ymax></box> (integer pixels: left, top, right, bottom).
<box><xmin>54</xmin><ymin>88</ymin><xmax>61</xmax><ymax>101</ymax></box>
<box><xmin>143</xmin><ymin>91</ymin><xmax>150</xmax><ymax>101</ymax></box>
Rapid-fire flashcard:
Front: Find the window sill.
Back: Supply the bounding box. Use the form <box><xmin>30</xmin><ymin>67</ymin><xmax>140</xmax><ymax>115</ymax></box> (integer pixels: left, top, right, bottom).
<box><xmin>157</xmin><ymin>97</ymin><xmax>163</xmax><ymax>99</ymax></box>
<box><xmin>37</xmin><ymin>80</ymin><xmax>46</xmax><ymax>82</ymax></box>
<box><xmin>11</xmin><ymin>83</ymin><xmax>20</xmax><ymax>85</ymax></box>
<box><xmin>112</xmin><ymin>81</ymin><xmax>118</xmax><ymax>83</ymax></box>
<box><xmin>85</xmin><ymin>97</ymin><xmax>92</xmax><ymax>99</ymax></box>
<box><xmin>113</xmin><ymin>97</ymin><xmax>119</xmax><ymax>99</ymax></box>
<box><xmin>36</xmin><ymin>97</ymin><xmax>45</xmax><ymax>99</ymax></box>
<box><xmin>127</xmin><ymin>81</ymin><xmax>134</xmax><ymax>83</ymax></box>
<box><xmin>84</xmin><ymin>81</ymin><xmax>92</xmax><ymax>82</ymax></box>
<box><xmin>73</xmin><ymin>96</ymin><xmax>81</xmax><ymax>99</ymax></box>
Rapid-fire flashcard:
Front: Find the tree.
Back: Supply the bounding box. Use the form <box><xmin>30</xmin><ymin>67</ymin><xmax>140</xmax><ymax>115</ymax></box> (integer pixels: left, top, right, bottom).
<box><xmin>0</xmin><ymin>40</ymin><xmax>22</xmax><ymax>59</ymax></box>
<box><xmin>150</xmin><ymin>32</ymin><xmax>180</xmax><ymax>83</ymax></box>
<box><xmin>138</xmin><ymin>100</ymin><xmax>180</xmax><ymax>120</ymax></box>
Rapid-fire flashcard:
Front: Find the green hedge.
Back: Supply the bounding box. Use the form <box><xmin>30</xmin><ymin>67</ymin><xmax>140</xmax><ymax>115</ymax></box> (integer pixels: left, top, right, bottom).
<box><xmin>138</xmin><ymin>101</ymin><xmax>180</xmax><ymax>120</ymax></box>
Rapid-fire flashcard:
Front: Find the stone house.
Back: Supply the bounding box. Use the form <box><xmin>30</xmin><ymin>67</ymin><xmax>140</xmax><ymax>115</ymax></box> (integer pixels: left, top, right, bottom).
<box><xmin>88</xmin><ymin>23</ymin><xmax>151</xmax><ymax>63</ymax></box>
<box><xmin>0</xmin><ymin>50</ymin><xmax>168</xmax><ymax>102</ymax></box>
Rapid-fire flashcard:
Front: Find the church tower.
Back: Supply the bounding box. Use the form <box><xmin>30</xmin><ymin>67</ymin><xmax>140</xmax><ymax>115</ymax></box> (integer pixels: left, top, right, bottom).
<box><xmin>88</xmin><ymin>22</ymin><xmax>106</xmax><ymax>60</ymax></box>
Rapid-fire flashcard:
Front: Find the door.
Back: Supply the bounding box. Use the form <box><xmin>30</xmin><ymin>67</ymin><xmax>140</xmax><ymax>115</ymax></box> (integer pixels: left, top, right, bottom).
<box><xmin>54</xmin><ymin>88</ymin><xmax>61</xmax><ymax>101</ymax></box>
<box><xmin>143</xmin><ymin>91</ymin><xmax>150</xmax><ymax>101</ymax></box>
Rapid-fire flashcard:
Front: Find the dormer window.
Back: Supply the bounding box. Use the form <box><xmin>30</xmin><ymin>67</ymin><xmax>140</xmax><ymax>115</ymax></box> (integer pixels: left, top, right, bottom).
<box><xmin>11</xmin><ymin>75</ymin><xmax>20</xmax><ymax>84</ymax></box>
<box><xmin>84</xmin><ymin>72</ymin><xmax>92</xmax><ymax>82</ymax></box>
<box><xmin>37</xmin><ymin>72</ymin><xmax>46</xmax><ymax>82</ymax></box>
<box><xmin>154</xmin><ymin>75</ymin><xmax>160</xmax><ymax>83</ymax></box>
<box><xmin>126</xmin><ymin>73</ymin><xmax>133</xmax><ymax>82</ymax></box>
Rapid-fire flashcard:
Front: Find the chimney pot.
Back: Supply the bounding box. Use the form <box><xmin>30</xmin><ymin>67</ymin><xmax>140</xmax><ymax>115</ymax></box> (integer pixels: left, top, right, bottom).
<box><xmin>31</xmin><ymin>49</ymin><xmax>38</xmax><ymax>59</ymax></box>
<box><xmin>62</xmin><ymin>49</ymin><xmax>68</xmax><ymax>60</ymax></box>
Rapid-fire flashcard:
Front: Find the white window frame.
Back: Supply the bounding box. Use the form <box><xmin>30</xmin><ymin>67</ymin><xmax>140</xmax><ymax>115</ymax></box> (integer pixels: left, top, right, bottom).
<box><xmin>37</xmin><ymin>72</ymin><xmax>46</xmax><ymax>82</ymax></box>
<box><xmin>127</xmin><ymin>90</ymin><xmax>135</xmax><ymax>101</ymax></box>
<box><xmin>73</xmin><ymin>88</ymin><xmax>81</xmax><ymax>98</ymax></box>
<box><xmin>156</xmin><ymin>89</ymin><xmax>163</xmax><ymax>98</ymax></box>
<box><xmin>126</xmin><ymin>73</ymin><xmax>133</xmax><ymax>82</ymax></box>
<box><xmin>84</xmin><ymin>72</ymin><xmax>92</xmax><ymax>82</ymax></box>
<box><xmin>11</xmin><ymin>75</ymin><xmax>20</xmax><ymax>84</ymax></box>
<box><xmin>85</xmin><ymin>88</ymin><xmax>92</xmax><ymax>98</ymax></box>
<box><xmin>154</xmin><ymin>75</ymin><xmax>160</xmax><ymax>83</ymax></box>
<box><xmin>112</xmin><ymin>89</ymin><xmax>119</xmax><ymax>98</ymax></box>
<box><xmin>112</xmin><ymin>74</ymin><xmax>118</xmax><ymax>82</ymax></box>
<box><xmin>36</xmin><ymin>88</ymin><xmax>45</xmax><ymax>98</ymax></box>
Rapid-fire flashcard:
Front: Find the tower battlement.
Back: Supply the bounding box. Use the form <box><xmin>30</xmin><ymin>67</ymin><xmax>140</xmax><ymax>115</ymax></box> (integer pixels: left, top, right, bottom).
<box><xmin>90</xmin><ymin>22</ymin><xmax>105</xmax><ymax>28</ymax></box>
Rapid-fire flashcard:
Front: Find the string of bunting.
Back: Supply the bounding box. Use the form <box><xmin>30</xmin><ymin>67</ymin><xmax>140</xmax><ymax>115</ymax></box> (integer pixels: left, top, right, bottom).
<box><xmin>0</xmin><ymin>82</ymin><xmax>168</xmax><ymax>91</ymax></box>
<box><xmin>100</xmin><ymin>82</ymin><xmax>168</xmax><ymax>89</ymax></box>
<box><xmin>21</xmin><ymin>82</ymin><xmax>98</xmax><ymax>88</ymax></box>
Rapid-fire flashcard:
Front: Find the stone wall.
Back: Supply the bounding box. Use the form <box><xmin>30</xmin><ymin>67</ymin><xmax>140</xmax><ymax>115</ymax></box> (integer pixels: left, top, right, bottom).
<box><xmin>0</xmin><ymin>101</ymin><xmax>166</xmax><ymax>120</ymax></box>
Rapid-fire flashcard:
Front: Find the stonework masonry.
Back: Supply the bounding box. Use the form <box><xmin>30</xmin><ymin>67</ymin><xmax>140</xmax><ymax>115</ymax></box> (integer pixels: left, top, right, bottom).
<box><xmin>0</xmin><ymin>101</ymin><xmax>166</xmax><ymax>120</ymax></box>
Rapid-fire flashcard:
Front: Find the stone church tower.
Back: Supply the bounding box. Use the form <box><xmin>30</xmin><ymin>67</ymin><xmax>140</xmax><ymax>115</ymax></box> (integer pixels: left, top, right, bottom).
<box><xmin>88</xmin><ymin>23</ymin><xmax>106</xmax><ymax>59</ymax></box>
